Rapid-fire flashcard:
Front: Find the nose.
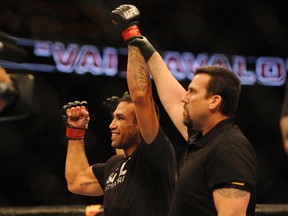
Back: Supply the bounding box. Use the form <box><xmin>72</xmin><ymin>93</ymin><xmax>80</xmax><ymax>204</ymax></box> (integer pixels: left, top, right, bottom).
<box><xmin>181</xmin><ymin>92</ymin><xmax>188</xmax><ymax>104</ymax></box>
<box><xmin>109</xmin><ymin>119</ymin><xmax>116</xmax><ymax>129</ymax></box>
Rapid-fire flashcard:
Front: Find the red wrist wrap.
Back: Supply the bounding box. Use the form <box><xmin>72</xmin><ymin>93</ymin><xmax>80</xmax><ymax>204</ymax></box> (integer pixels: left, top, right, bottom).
<box><xmin>66</xmin><ymin>126</ymin><xmax>85</xmax><ymax>139</ymax></box>
<box><xmin>122</xmin><ymin>25</ymin><xmax>141</xmax><ymax>42</ymax></box>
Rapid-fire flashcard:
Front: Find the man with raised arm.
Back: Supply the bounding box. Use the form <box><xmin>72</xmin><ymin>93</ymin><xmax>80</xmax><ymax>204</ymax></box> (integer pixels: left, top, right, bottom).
<box><xmin>63</xmin><ymin>6</ymin><xmax>176</xmax><ymax>214</ymax></box>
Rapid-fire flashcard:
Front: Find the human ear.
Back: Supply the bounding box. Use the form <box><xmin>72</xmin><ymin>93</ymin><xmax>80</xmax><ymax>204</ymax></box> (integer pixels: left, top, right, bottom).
<box><xmin>209</xmin><ymin>95</ymin><xmax>222</xmax><ymax>111</ymax></box>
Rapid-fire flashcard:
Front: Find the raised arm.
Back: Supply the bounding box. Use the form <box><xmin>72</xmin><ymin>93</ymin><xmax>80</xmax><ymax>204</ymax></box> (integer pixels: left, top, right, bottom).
<box><xmin>63</xmin><ymin>101</ymin><xmax>103</xmax><ymax>196</ymax></box>
<box><xmin>147</xmin><ymin>51</ymin><xmax>188</xmax><ymax>140</ymax></box>
<box><xmin>127</xmin><ymin>45</ymin><xmax>159</xmax><ymax>143</ymax></box>
<box><xmin>110</xmin><ymin>5</ymin><xmax>159</xmax><ymax>143</ymax></box>
<box><xmin>111</xmin><ymin>4</ymin><xmax>188</xmax><ymax>141</ymax></box>
<box><xmin>128</xmin><ymin>37</ymin><xmax>188</xmax><ymax>140</ymax></box>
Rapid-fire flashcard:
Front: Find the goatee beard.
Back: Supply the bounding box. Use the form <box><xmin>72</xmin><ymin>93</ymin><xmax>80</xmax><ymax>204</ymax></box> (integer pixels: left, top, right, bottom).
<box><xmin>183</xmin><ymin>117</ymin><xmax>193</xmax><ymax>128</ymax></box>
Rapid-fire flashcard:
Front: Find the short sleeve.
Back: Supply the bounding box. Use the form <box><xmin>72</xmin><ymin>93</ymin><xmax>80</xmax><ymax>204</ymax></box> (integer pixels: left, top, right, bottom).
<box><xmin>92</xmin><ymin>163</ymin><xmax>106</xmax><ymax>189</ymax></box>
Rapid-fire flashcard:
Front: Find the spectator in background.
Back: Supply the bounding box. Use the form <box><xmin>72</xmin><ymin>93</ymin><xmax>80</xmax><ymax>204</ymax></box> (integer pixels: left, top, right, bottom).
<box><xmin>0</xmin><ymin>66</ymin><xmax>18</xmax><ymax>114</ymax></box>
<box><xmin>280</xmin><ymin>83</ymin><xmax>288</xmax><ymax>155</ymax></box>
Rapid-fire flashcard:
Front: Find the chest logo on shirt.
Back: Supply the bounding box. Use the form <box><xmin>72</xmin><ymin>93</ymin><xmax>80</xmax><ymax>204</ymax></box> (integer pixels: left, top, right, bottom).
<box><xmin>105</xmin><ymin>158</ymin><xmax>129</xmax><ymax>191</ymax></box>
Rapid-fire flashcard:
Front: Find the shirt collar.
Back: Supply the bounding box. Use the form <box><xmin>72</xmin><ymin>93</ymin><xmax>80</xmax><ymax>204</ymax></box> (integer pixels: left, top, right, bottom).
<box><xmin>188</xmin><ymin>117</ymin><xmax>235</xmax><ymax>148</ymax></box>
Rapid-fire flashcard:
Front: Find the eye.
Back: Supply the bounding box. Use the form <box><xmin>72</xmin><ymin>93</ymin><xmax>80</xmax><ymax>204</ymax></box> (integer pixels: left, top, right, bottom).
<box><xmin>117</xmin><ymin>116</ymin><xmax>124</xmax><ymax>121</ymax></box>
<box><xmin>187</xmin><ymin>88</ymin><xmax>194</xmax><ymax>94</ymax></box>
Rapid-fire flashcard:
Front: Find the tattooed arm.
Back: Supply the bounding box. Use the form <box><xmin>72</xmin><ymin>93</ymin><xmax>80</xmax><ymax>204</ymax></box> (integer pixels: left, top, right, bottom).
<box><xmin>212</xmin><ymin>187</ymin><xmax>250</xmax><ymax>216</ymax></box>
<box><xmin>126</xmin><ymin>45</ymin><xmax>159</xmax><ymax>144</ymax></box>
<box><xmin>65</xmin><ymin>139</ymin><xmax>104</xmax><ymax>196</ymax></box>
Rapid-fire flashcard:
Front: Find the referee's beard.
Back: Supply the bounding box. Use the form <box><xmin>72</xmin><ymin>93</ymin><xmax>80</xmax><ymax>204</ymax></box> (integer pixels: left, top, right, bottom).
<box><xmin>183</xmin><ymin>116</ymin><xmax>193</xmax><ymax>128</ymax></box>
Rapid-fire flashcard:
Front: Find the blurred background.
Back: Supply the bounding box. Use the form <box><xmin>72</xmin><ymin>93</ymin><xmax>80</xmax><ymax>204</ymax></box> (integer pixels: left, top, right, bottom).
<box><xmin>0</xmin><ymin>0</ymin><xmax>288</xmax><ymax>207</ymax></box>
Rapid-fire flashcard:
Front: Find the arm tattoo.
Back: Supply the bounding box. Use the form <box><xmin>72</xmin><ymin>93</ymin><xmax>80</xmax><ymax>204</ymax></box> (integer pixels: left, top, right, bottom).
<box><xmin>217</xmin><ymin>188</ymin><xmax>248</xmax><ymax>198</ymax></box>
<box><xmin>80</xmin><ymin>181</ymin><xmax>98</xmax><ymax>187</ymax></box>
<box><xmin>128</xmin><ymin>46</ymin><xmax>149</xmax><ymax>91</ymax></box>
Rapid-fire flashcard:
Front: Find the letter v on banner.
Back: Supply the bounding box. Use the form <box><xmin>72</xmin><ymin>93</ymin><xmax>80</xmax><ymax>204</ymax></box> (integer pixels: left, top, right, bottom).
<box><xmin>52</xmin><ymin>42</ymin><xmax>79</xmax><ymax>73</ymax></box>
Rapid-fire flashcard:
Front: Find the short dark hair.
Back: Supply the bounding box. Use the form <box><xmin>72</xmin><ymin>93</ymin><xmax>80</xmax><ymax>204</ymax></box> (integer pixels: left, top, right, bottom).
<box><xmin>119</xmin><ymin>91</ymin><xmax>133</xmax><ymax>103</ymax></box>
<box><xmin>103</xmin><ymin>91</ymin><xmax>132</xmax><ymax>114</ymax></box>
<box><xmin>195</xmin><ymin>65</ymin><xmax>241</xmax><ymax>117</ymax></box>
<box><xmin>104</xmin><ymin>91</ymin><xmax>159</xmax><ymax>123</ymax></box>
<box><xmin>118</xmin><ymin>92</ymin><xmax>137</xmax><ymax>123</ymax></box>
<box><xmin>119</xmin><ymin>91</ymin><xmax>160</xmax><ymax>122</ymax></box>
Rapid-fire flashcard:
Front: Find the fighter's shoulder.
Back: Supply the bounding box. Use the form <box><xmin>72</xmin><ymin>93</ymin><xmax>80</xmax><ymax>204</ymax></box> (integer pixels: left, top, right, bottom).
<box><xmin>107</xmin><ymin>154</ymin><xmax>125</xmax><ymax>164</ymax></box>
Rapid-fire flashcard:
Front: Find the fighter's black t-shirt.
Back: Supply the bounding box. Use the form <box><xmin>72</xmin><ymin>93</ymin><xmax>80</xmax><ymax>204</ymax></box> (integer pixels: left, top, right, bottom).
<box><xmin>93</xmin><ymin>127</ymin><xmax>177</xmax><ymax>216</ymax></box>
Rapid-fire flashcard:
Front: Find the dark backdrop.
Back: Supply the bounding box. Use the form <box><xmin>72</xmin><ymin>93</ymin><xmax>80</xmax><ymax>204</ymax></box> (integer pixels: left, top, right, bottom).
<box><xmin>0</xmin><ymin>0</ymin><xmax>288</xmax><ymax>206</ymax></box>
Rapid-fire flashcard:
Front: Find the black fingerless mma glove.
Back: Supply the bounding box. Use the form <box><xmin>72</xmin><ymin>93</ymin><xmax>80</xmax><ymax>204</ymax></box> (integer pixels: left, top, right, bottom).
<box><xmin>128</xmin><ymin>36</ymin><xmax>156</xmax><ymax>62</ymax></box>
<box><xmin>111</xmin><ymin>4</ymin><xmax>141</xmax><ymax>42</ymax></box>
<box><xmin>62</xmin><ymin>100</ymin><xmax>88</xmax><ymax>139</ymax></box>
<box><xmin>111</xmin><ymin>4</ymin><xmax>156</xmax><ymax>61</ymax></box>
